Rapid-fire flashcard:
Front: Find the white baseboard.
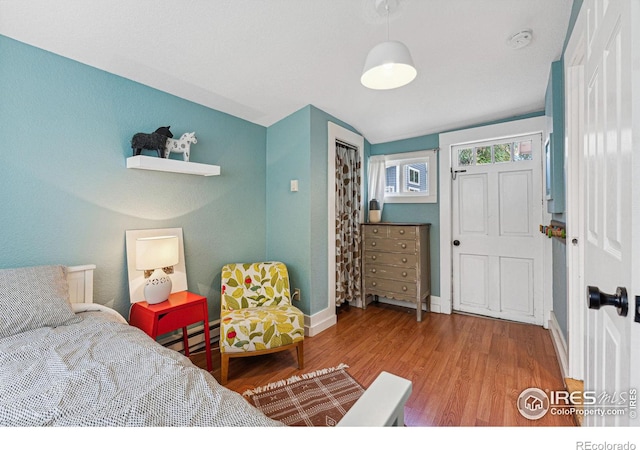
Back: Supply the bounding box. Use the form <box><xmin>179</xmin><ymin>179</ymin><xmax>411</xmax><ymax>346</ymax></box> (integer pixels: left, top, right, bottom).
<box><xmin>305</xmin><ymin>308</ymin><xmax>337</xmax><ymax>337</ymax></box>
<box><xmin>548</xmin><ymin>311</ymin><xmax>568</xmax><ymax>380</ymax></box>
<box><xmin>428</xmin><ymin>295</ymin><xmax>445</xmax><ymax>314</ymax></box>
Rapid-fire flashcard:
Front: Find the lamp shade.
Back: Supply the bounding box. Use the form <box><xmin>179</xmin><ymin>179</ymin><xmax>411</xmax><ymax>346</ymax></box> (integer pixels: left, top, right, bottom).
<box><xmin>135</xmin><ymin>235</ymin><xmax>179</xmax><ymax>270</ymax></box>
<box><xmin>361</xmin><ymin>40</ymin><xmax>417</xmax><ymax>90</ymax></box>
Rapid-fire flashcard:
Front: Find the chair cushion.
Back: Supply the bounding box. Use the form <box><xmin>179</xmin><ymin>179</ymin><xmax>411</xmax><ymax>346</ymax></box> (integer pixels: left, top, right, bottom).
<box><xmin>221</xmin><ymin>262</ymin><xmax>291</xmax><ymax>310</ymax></box>
<box><xmin>220</xmin><ymin>304</ymin><xmax>304</xmax><ymax>353</ymax></box>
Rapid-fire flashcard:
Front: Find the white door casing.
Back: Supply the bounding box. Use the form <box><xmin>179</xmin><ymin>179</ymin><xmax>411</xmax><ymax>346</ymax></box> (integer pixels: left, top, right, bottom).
<box><xmin>564</xmin><ymin>0</ymin><xmax>587</xmax><ymax>383</ymax></box>
<box><xmin>439</xmin><ymin>117</ymin><xmax>549</xmax><ymax>322</ymax></box>
<box><xmin>568</xmin><ymin>0</ymin><xmax>640</xmax><ymax>427</ymax></box>
<box><xmin>327</xmin><ymin>121</ymin><xmax>365</xmax><ymax>307</ymax></box>
<box><xmin>451</xmin><ymin>134</ymin><xmax>544</xmax><ymax>325</ymax></box>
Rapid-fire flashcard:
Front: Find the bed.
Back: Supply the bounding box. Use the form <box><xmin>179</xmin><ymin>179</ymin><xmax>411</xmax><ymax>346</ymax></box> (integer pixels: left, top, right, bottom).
<box><xmin>0</xmin><ymin>264</ymin><xmax>411</xmax><ymax>427</ymax></box>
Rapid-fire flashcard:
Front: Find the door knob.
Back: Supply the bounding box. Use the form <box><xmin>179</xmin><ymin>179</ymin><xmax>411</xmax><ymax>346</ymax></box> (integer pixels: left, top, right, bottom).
<box><xmin>453</xmin><ymin>240</ymin><xmax>460</xmax><ymax>246</ymax></box>
<box><xmin>587</xmin><ymin>286</ymin><xmax>628</xmax><ymax>317</ymax></box>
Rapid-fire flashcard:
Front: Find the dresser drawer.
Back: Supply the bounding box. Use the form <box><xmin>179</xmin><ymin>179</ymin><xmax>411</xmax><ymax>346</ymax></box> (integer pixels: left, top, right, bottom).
<box><xmin>364</xmin><ymin>251</ymin><xmax>417</xmax><ymax>267</ymax></box>
<box><xmin>388</xmin><ymin>226</ymin><xmax>416</xmax><ymax>239</ymax></box>
<box><xmin>364</xmin><ymin>277</ymin><xmax>417</xmax><ymax>298</ymax></box>
<box><xmin>365</xmin><ymin>238</ymin><xmax>415</xmax><ymax>253</ymax></box>
<box><xmin>364</xmin><ymin>225</ymin><xmax>389</xmax><ymax>238</ymax></box>
<box><xmin>364</xmin><ymin>264</ymin><xmax>416</xmax><ymax>281</ymax></box>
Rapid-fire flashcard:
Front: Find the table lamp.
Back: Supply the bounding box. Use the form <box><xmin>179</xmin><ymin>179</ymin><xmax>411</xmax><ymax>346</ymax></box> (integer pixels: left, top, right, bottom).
<box><xmin>136</xmin><ymin>235</ymin><xmax>179</xmax><ymax>304</ymax></box>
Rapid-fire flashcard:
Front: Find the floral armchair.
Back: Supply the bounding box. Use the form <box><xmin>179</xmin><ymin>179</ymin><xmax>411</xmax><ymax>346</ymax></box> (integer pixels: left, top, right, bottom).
<box><xmin>219</xmin><ymin>262</ymin><xmax>304</xmax><ymax>384</ymax></box>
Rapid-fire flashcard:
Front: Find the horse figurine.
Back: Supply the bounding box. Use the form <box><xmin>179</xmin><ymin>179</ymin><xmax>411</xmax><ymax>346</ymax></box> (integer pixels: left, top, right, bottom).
<box><xmin>131</xmin><ymin>126</ymin><xmax>173</xmax><ymax>157</ymax></box>
<box><xmin>164</xmin><ymin>132</ymin><xmax>197</xmax><ymax>162</ymax></box>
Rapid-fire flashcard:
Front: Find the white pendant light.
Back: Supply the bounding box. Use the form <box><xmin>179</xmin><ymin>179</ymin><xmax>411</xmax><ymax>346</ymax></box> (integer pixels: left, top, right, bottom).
<box><xmin>361</xmin><ymin>0</ymin><xmax>417</xmax><ymax>90</ymax></box>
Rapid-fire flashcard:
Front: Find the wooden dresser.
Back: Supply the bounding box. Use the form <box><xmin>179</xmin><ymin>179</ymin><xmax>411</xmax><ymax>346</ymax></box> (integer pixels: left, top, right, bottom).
<box><xmin>361</xmin><ymin>223</ymin><xmax>431</xmax><ymax>321</ymax></box>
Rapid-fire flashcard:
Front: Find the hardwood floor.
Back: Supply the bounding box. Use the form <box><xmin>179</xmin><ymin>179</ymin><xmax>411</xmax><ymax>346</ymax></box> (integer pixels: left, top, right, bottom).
<box><xmin>190</xmin><ymin>302</ymin><xmax>576</xmax><ymax>427</ymax></box>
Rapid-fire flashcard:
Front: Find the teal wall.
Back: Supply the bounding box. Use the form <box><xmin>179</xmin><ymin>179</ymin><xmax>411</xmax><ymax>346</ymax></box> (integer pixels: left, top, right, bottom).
<box><xmin>546</xmin><ymin>59</ymin><xmax>568</xmax><ymax>340</ymax></box>
<box><xmin>265</xmin><ymin>106</ymin><xmax>312</xmax><ymax>314</ymax></box>
<box><xmin>546</xmin><ymin>0</ymin><xmax>584</xmax><ymax>342</ymax></box>
<box><xmin>0</xmin><ymin>36</ymin><xmax>268</xmax><ymax>320</ymax></box>
<box><xmin>309</xmin><ymin>106</ymin><xmax>368</xmax><ymax>315</ymax></box>
<box><xmin>564</xmin><ymin>0</ymin><xmax>585</xmax><ymax>52</ymax></box>
<box><xmin>369</xmin><ymin>134</ymin><xmax>440</xmax><ymax>297</ymax></box>
<box><xmin>0</xmin><ymin>35</ymin><xmax>368</xmax><ymax>322</ymax></box>
<box><xmin>265</xmin><ymin>105</ymin><xmax>366</xmax><ymax>316</ymax></box>
<box><xmin>545</xmin><ymin>60</ymin><xmax>566</xmax><ymax>216</ymax></box>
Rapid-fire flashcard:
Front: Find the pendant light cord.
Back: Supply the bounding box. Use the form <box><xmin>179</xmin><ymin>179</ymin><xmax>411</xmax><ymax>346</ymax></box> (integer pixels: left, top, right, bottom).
<box><xmin>386</xmin><ymin>0</ymin><xmax>390</xmax><ymax>41</ymax></box>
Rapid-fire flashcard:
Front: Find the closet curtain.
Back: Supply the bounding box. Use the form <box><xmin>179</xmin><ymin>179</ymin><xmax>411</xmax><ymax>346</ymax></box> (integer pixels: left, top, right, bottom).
<box><xmin>335</xmin><ymin>141</ymin><xmax>361</xmax><ymax>306</ymax></box>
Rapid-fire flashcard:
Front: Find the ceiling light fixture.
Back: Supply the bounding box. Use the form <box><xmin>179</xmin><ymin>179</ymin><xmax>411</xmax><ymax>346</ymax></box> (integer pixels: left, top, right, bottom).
<box><xmin>361</xmin><ymin>0</ymin><xmax>417</xmax><ymax>90</ymax></box>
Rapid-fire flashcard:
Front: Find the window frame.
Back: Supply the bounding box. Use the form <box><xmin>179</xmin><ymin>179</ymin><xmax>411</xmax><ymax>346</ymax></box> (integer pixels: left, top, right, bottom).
<box><xmin>383</xmin><ymin>149</ymin><xmax>437</xmax><ymax>204</ymax></box>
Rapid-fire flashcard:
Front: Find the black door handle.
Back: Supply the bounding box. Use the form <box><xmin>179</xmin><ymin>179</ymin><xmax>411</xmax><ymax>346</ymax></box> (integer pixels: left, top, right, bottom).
<box><xmin>587</xmin><ymin>286</ymin><xmax>628</xmax><ymax>317</ymax></box>
<box><xmin>453</xmin><ymin>240</ymin><xmax>460</xmax><ymax>246</ymax></box>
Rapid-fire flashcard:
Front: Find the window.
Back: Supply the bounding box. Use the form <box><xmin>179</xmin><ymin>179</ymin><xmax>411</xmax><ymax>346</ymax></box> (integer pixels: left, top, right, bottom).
<box><xmin>456</xmin><ymin>138</ymin><xmax>533</xmax><ymax>166</ymax></box>
<box><xmin>383</xmin><ymin>150</ymin><xmax>437</xmax><ymax>203</ymax></box>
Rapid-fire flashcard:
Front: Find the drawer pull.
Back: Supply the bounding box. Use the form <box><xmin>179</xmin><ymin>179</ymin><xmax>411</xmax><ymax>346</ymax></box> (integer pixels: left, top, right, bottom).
<box><xmin>402</xmin><ymin>272</ymin><xmax>407</xmax><ymax>277</ymax></box>
<box><xmin>402</xmin><ymin>286</ymin><xmax>408</xmax><ymax>291</ymax></box>
<box><xmin>373</xmin><ymin>228</ymin><xmax>378</xmax><ymax>234</ymax></box>
<box><xmin>371</xmin><ymin>241</ymin><xmax>376</xmax><ymax>247</ymax></box>
<box><xmin>372</xmin><ymin>282</ymin><xmax>377</xmax><ymax>287</ymax></box>
<box><xmin>402</xmin><ymin>258</ymin><xmax>407</xmax><ymax>263</ymax></box>
<box><xmin>372</xmin><ymin>255</ymin><xmax>377</xmax><ymax>260</ymax></box>
<box><xmin>371</xmin><ymin>268</ymin><xmax>377</xmax><ymax>273</ymax></box>
<box><xmin>401</xmin><ymin>243</ymin><xmax>407</xmax><ymax>249</ymax></box>
<box><xmin>399</xmin><ymin>229</ymin><xmax>405</xmax><ymax>234</ymax></box>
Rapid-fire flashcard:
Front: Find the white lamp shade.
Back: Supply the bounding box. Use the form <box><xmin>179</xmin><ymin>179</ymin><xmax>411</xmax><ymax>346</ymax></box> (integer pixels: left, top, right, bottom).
<box><xmin>135</xmin><ymin>235</ymin><xmax>179</xmax><ymax>270</ymax></box>
<box><xmin>361</xmin><ymin>40</ymin><xmax>417</xmax><ymax>90</ymax></box>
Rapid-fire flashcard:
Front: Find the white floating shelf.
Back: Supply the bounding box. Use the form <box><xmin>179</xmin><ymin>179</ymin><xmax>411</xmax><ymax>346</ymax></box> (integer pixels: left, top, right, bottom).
<box><xmin>126</xmin><ymin>156</ymin><xmax>220</xmax><ymax>176</ymax></box>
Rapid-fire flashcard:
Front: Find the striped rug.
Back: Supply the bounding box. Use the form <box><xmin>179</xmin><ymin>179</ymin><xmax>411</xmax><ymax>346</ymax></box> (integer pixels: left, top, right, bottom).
<box><xmin>242</xmin><ymin>363</ymin><xmax>364</xmax><ymax>426</ymax></box>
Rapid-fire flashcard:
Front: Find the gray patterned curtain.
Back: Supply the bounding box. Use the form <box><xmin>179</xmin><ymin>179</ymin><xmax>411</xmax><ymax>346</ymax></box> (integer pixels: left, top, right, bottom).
<box><xmin>335</xmin><ymin>141</ymin><xmax>361</xmax><ymax>306</ymax></box>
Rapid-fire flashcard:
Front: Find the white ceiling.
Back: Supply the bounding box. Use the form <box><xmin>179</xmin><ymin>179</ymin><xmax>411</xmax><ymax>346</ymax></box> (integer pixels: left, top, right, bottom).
<box><xmin>0</xmin><ymin>0</ymin><xmax>573</xmax><ymax>144</ymax></box>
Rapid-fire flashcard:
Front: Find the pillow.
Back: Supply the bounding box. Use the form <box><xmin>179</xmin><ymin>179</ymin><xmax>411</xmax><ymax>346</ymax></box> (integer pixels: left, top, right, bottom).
<box><xmin>0</xmin><ymin>265</ymin><xmax>81</xmax><ymax>339</ymax></box>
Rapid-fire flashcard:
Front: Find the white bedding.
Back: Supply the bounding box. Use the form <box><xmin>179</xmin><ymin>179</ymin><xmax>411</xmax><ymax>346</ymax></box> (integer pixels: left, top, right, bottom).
<box><xmin>0</xmin><ymin>311</ymin><xmax>281</xmax><ymax>427</ymax></box>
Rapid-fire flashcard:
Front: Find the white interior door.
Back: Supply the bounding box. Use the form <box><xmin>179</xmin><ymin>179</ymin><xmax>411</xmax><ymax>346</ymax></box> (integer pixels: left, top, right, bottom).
<box><xmin>451</xmin><ymin>134</ymin><xmax>543</xmax><ymax>325</ymax></box>
<box><xmin>577</xmin><ymin>0</ymin><xmax>639</xmax><ymax>427</ymax></box>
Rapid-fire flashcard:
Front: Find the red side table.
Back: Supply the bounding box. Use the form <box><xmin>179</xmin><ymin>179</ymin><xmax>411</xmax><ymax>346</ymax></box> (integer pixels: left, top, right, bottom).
<box><xmin>129</xmin><ymin>291</ymin><xmax>212</xmax><ymax>372</ymax></box>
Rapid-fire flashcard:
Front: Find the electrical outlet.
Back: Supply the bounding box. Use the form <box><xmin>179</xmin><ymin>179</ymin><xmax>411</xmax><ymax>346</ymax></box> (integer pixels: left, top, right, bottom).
<box><xmin>293</xmin><ymin>288</ymin><xmax>301</xmax><ymax>301</ymax></box>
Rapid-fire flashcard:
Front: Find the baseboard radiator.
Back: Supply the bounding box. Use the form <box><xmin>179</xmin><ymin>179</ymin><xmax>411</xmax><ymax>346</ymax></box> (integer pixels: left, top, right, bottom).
<box><xmin>157</xmin><ymin>319</ymin><xmax>221</xmax><ymax>354</ymax></box>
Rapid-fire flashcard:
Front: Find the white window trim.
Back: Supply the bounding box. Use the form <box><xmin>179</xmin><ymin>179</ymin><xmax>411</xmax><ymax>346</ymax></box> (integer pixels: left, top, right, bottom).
<box><xmin>384</xmin><ymin>149</ymin><xmax>437</xmax><ymax>204</ymax></box>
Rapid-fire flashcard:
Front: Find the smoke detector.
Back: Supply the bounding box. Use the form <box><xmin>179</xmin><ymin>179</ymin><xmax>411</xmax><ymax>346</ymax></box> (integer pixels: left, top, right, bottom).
<box><xmin>507</xmin><ymin>29</ymin><xmax>533</xmax><ymax>49</ymax></box>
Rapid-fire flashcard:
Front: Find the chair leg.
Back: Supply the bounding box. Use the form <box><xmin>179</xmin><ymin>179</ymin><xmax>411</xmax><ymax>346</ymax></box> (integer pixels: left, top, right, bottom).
<box><xmin>296</xmin><ymin>341</ymin><xmax>304</xmax><ymax>370</ymax></box>
<box><xmin>220</xmin><ymin>352</ymin><xmax>229</xmax><ymax>385</ymax></box>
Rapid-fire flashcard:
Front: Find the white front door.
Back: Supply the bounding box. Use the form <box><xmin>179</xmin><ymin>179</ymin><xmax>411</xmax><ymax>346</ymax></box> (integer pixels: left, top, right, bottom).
<box><xmin>451</xmin><ymin>134</ymin><xmax>543</xmax><ymax>325</ymax></box>
<box><xmin>571</xmin><ymin>0</ymin><xmax>640</xmax><ymax>427</ymax></box>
